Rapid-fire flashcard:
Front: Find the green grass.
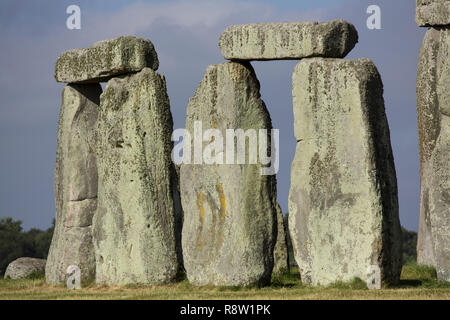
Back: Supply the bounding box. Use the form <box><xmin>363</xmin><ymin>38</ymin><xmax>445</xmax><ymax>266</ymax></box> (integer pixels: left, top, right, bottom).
<box><xmin>1</xmin><ymin>264</ymin><xmax>450</xmax><ymax>300</ymax></box>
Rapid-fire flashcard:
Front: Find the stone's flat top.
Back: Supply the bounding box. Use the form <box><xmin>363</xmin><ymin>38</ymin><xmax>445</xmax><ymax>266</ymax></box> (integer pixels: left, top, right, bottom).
<box><xmin>219</xmin><ymin>19</ymin><xmax>358</xmax><ymax>61</ymax></box>
<box><xmin>4</xmin><ymin>257</ymin><xmax>46</xmax><ymax>279</ymax></box>
<box><xmin>55</xmin><ymin>36</ymin><xmax>159</xmax><ymax>83</ymax></box>
<box><xmin>416</xmin><ymin>0</ymin><xmax>450</xmax><ymax>26</ymax></box>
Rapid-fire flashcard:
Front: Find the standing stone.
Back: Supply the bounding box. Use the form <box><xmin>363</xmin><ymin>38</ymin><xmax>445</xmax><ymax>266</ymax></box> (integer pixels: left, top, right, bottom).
<box><xmin>289</xmin><ymin>58</ymin><xmax>402</xmax><ymax>286</ymax></box>
<box><xmin>5</xmin><ymin>258</ymin><xmax>46</xmax><ymax>279</ymax></box>
<box><xmin>416</xmin><ymin>28</ymin><xmax>450</xmax><ymax>280</ymax></box>
<box><xmin>219</xmin><ymin>20</ymin><xmax>358</xmax><ymax>61</ymax></box>
<box><xmin>94</xmin><ymin>67</ymin><xmax>179</xmax><ymax>285</ymax></box>
<box><xmin>415</xmin><ymin>0</ymin><xmax>450</xmax><ymax>27</ymax></box>
<box><xmin>46</xmin><ymin>83</ymin><xmax>101</xmax><ymax>284</ymax></box>
<box><xmin>55</xmin><ymin>36</ymin><xmax>159</xmax><ymax>83</ymax></box>
<box><xmin>180</xmin><ymin>62</ymin><xmax>277</xmax><ymax>286</ymax></box>
<box><xmin>273</xmin><ymin>204</ymin><xmax>289</xmax><ymax>275</ymax></box>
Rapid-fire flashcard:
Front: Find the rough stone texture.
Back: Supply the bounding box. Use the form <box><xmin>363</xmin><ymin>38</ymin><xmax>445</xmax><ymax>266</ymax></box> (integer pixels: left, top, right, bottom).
<box><xmin>5</xmin><ymin>258</ymin><xmax>46</xmax><ymax>279</ymax></box>
<box><xmin>430</xmin><ymin>119</ymin><xmax>450</xmax><ymax>281</ymax></box>
<box><xmin>94</xmin><ymin>67</ymin><xmax>179</xmax><ymax>285</ymax></box>
<box><xmin>289</xmin><ymin>58</ymin><xmax>402</xmax><ymax>286</ymax></box>
<box><xmin>273</xmin><ymin>204</ymin><xmax>289</xmax><ymax>274</ymax></box>
<box><xmin>219</xmin><ymin>20</ymin><xmax>358</xmax><ymax>61</ymax></box>
<box><xmin>172</xmin><ymin>163</ymin><xmax>185</xmax><ymax>269</ymax></box>
<box><xmin>416</xmin><ymin>0</ymin><xmax>450</xmax><ymax>27</ymax></box>
<box><xmin>180</xmin><ymin>62</ymin><xmax>277</xmax><ymax>286</ymax></box>
<box><xmin>46</xmin><ymin>84</ymin><xmax>101</xmax><ymax>284</ymax></box>
<box><xmin>55</xmin><ymin>36</ymin><xmax>159</xmax><ymax>83</ymax></box>
<box><xmin>416</xmin><ymin>28</ymin><xmax>450</xmax><ymax>280</ymax></box>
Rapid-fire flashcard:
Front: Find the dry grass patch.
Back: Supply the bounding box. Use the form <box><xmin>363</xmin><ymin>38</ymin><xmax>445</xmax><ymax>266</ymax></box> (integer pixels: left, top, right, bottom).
<box><xmin>1</xmin><ymin>264</ymin><xmax>450</xmax><ymax>300</ymax></box>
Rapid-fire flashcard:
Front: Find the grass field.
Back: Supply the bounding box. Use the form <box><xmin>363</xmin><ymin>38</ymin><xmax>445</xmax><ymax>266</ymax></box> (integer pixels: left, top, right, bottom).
<box><xmin>1</xmin><ymin>264</ymin><xmax>450</xmax><ymax>300</ymax></box>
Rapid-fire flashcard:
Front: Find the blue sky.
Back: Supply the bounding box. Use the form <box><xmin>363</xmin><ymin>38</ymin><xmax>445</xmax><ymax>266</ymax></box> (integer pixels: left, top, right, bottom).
<box><xmin>0</xmin><ymin>0</ymin><xmax>425</xmax><ymax>231</ymax></box>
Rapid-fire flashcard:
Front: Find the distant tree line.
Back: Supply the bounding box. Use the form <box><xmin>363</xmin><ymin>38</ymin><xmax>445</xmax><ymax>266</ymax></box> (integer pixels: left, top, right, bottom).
<box><xmin>401</xmin><ymin>227</ymin><xmax>418</xmax><ymax>264</ymax></box>
<box><xmin>0</xmin><ymin>217</ymin><xmax>54</xmax><ymax>276</ymax></box>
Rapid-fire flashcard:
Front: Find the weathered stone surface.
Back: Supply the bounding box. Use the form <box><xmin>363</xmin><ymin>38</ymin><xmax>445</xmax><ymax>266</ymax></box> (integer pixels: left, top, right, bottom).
<box><xmin>417</xmin><ymin>28</ymin><xmax>441</xmax><ymax>267</ymax></box>
<box><xmin>416</xmin><ymin>28</ymin><xmax>450</xmax><ymax>279</ymax></box>
<box><xmin>289</xmin><ymin>58</ymin><xmax>402</xmax><ymax>286</ymax></box>
<box><xmin>5</xmin><ymin>258</ymin><xmax>46</xmax><ymax>279</ymax></box>
<box><xmin>55</xmin><ymin>36</ymin><xmax>159</xmax><ymax>83</ymax></box>
<box><xmin>219</xmin><ymin>20</ymin><xmax>358</xmax><ymax>61</ymax></box>
<box><xmin>180</xmin><ymin>62</ymin><xmax>277</xmax><ymax>286</ymax></box>
<box><xmin>273</xmin><ymin>204</ymin><xmax>289</xmax><ymax>274</ymax></box>
<box><xmin>94</xmin><ymin>67</ymin><xmax>179</xmax><ymax>285</ymax></box>
<box><xmin>429</xmin><ymin>119</ymin><xmax>450</xmax><ymax>281</ymax></box>
<box><xmin>46</xmin><ymin>84</ymin><xmax>101</xmax><ymax>284</ymax></box>
<box><xmin>416</xmin><ymin>0</ymin><xmax>450</xmax><ymax>27</ymax></box>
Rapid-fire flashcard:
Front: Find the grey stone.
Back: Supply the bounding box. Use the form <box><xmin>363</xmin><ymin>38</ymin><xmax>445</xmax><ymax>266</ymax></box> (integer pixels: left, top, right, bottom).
<box><xmin>55</xmin><ymin>36</ymin><xmax>159</xmax><ymax>83</ymax></box>
<box><xmin>416</xmin><ymin>28</ymin><xmax>450</xmax><ymax>280</ymax></box>
<box><xmin>289</xmin><ymin>58</ymin><xmax>402</xmax><ymax>286</ymax></box>
<box><xmin>93</xmin><ymin>67</ymin><xmax>179</xmax><ymax>285</ymax></box>
<box><xmin>416</xmin><ymin>0</ymin><xmax>450</xmax><ymax>27</ymax></box>
<box><xmin>429</xmin><ymin>120</ymin><xmax>450</xmax><ymax>281</ymax></box>
<box><xmin>273</xmin><ymin>204</ymin><xmax>289</xmax><ymax>275</ymax></box>
<box><xmin>219</xmin><ymin>20</ymin><xmax>358</xmax><ymax>61</ymax></box>
<box><xmin>46</xmin><ymin>83</ymin><xmax>101</xmax><ymax>284</ymax></box>
<box><xmin>5</xmin><ymin>258</ymin><xmax>46</xmax><ymax>279</ymax></box>
<box><xmin>180</xmin><ymin>62</ymin><xmax>277</xmax><ymax>286</ymax></box>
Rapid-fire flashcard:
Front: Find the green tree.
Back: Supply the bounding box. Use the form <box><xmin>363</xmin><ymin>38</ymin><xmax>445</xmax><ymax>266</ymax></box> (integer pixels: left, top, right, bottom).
<box><xmin>401</xmin><ymin>227</ymin><xmax>418</xmax><ymax>265</ymax></box>
<box><xmin>33</xmin><ymin>220</ymin><xmax>54</xmax><ymax>258</ymax></box>
<box><xmin>0</xmin><ymin>217</ymin><xmax>24</xmax><ymax>275</ymax></box>
<box><xmin>0</xmin><ymin>217</ymin><xmax>54</xmax><ymax>276</ymax></box>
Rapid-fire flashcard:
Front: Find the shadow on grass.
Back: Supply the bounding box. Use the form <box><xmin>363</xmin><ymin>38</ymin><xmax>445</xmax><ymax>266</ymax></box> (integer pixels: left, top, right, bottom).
<box><xmin>398</xmin><ymin>279</ymin><xmax>423</xmax><ymax>288</ymax></box>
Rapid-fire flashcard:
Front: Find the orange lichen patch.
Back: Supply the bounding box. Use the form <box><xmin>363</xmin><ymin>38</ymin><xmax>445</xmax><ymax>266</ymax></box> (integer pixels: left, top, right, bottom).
<box><xmin>210</xmin><ymin>121</ymin><xmax>217</xmax><ymax>142</ymax></box>
<box><xmin>217</xmin><ymin>184</ymin><xmax>226</xmax><ymax>217</ymax></box>
<box><xmin>195</xmin><ymin>192</ymin><xmax>207</xmax><ymax>251</ymax></box>
<box><xmin>196</xmin><ymin>192</ymin><xmax>207</xmax><ymax>222</ymax></box>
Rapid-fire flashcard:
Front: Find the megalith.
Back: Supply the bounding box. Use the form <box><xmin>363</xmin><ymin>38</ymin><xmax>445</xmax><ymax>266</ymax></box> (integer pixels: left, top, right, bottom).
<box><xmin>46</xmin><ymin>83</ymin><xmax>101</xmax><ymax>284</ymax></box>
<box><xmin>416</xmin><ymin>0</ymin><xmax>450</xmax><ymax>27</ymax></box>
<box><xmin>6</xmin><ymin>258</ymin><xmax>46</xmax><ymax>280</ymax></box>
<box><xmin>180</xmin><ymin>62</ymin><xmax>277</xmax><ymax>286</ymax></box>
<box><xmin>219</xmin><ymin>20</ymin><xmax>358</xmax><ymax>61</ymax></box>
<box><xmin>94</xmin><ymin>67</ymin><xmax>179</xmax><ymax>285</ymax></box>
<box><xmin>416</xmin><ymin>27</ymin><xmax>450</xmax><ymax>279</ymax></box>
<box><xmin>273</xmin><ymin>204</ymin><xmax>289</xmax><ymax>275</ymax></box>
<box><xmin>55</xmin><ymin>36</ymin><xmax>159</xmax><ymax>83</ymax></box>
<box><xmin>289</xmin><ymin>58</ymin><xmax>402</xmax><ymax>286</ymax></box>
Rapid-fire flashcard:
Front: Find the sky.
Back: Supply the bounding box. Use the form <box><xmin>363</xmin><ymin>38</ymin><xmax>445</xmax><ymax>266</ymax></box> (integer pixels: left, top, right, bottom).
<box><xmin>0</xmin><ymin>0</ymin><xmax>425</xmax><ymax>231</ymax></box>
